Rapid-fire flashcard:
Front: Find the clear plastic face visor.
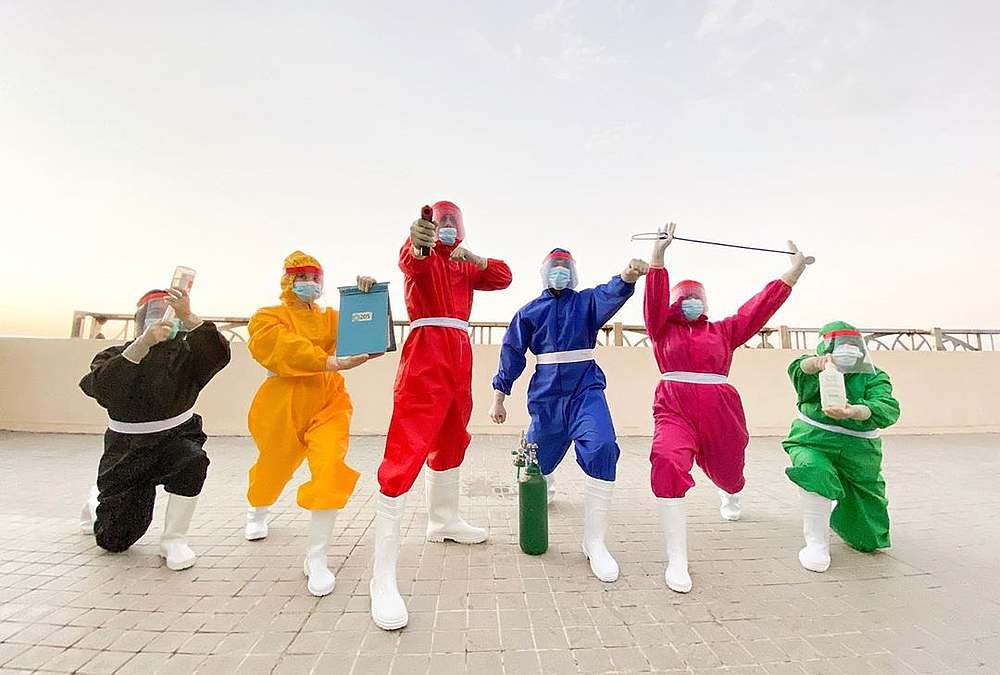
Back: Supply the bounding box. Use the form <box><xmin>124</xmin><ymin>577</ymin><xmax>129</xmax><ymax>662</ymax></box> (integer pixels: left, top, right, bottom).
<box><xmin>431</xmin><ymin>202</ymin><xmax>465</xmax><ymax>242</ymax></box>
<box><xmin>540</xmin><ymin>252</ymin><xmax>579</xmax><ymax>289</ymax></box>
<box><xmin>823</xmin><ymin>331</ymin><xmax>875</xmax><ymax>374</ymax></box>
<box><xmin>670</xmin><ymin>281</ymin><xmax>708</xmax><ymax>315</ymax></box>
<box><xmin>135</xmin><ymin>294</ymin><xmax>170</xmax><ymax>332</ymax></box>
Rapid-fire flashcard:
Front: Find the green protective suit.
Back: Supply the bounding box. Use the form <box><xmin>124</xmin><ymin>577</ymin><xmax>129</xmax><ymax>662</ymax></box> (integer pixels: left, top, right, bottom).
<box><xmin>781</xmin><ymin>322</ymin><xmax>901</xmax><ymax>552</ymax></box>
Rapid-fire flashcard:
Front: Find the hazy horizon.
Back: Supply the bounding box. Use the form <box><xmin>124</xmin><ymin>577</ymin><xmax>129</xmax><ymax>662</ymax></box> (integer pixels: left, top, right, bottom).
<box><xmin>3</xmin><ymin>1</ymin><xmax>999</xmax><ymax>338</ymax></box>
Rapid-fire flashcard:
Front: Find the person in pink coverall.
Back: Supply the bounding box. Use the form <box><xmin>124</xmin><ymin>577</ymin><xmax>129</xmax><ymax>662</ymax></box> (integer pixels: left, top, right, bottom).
<box><xmin>643</xmin><ymin>223</ymin><xmax>811</xmax><ymax>593</ymax></box>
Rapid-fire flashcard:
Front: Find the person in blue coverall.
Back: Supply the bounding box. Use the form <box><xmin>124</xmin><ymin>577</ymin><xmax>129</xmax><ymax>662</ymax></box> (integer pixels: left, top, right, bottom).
<box><xmin>489</xmin><ymin>248</ymin><xmax>649</xmax><ymax>581</ymax></box>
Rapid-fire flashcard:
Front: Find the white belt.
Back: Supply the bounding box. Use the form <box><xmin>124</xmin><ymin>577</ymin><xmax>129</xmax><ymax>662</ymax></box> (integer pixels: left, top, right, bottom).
<box><xmin>108</xmin><ymin>407</ymin><xmax>195</xmax><ymax>435</ymax></box>
<box><xmin>535</xmin><ymin>348</ymin><xmax>595</xmax><ymax>365</ymax></box>
<box><xmin>661</xmin><ymin>371</ymin><xmax>729</xmax><ymax>384</ymax></box>
<box><xmin>797</xmin><ymin>412</ymin><xmax>880</xmax><ymax>439</ymax></box>
<box><xmin>410</xmin><ymin>317</ymin><xmax>470</xmax><ymax>331</ymax></box>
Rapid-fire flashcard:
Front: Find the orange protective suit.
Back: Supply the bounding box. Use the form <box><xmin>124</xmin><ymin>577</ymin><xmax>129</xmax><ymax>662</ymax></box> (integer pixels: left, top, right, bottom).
<box><xmin>246</xmin><ymin>251</ymin><xmax>360</xmax><ymax>511</ymax></box>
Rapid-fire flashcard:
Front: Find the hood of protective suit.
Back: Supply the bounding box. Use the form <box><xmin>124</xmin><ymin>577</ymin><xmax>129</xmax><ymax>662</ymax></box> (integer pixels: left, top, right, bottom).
<box><xmin>280</xmin><ymin>250</ymin><xmax>324</xmax><ymax>305</ymax></box>
<box><xmin>431</xmin><ymin>200</ymin><xmax>464</xmax><ymax>251</ymax></box>
<box><xmin>540</xmin><ymin>248</ymin><xmax>579</xmax><ymax>290</ymax></box>
<box><xmin>817</xmin><ymin>320</ymin><xmax>857</xmax><ymax>355</ymax></box>
<box><xmin>668</xmin><ymin>279</ymin><xmax>708</xmax><ymax>322</ymax></box>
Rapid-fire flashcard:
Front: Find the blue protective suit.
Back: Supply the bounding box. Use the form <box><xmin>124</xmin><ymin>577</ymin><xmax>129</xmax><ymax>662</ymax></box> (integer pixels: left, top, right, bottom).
<box><xmin>492</xmin><ymin>276</ymin><xmax>635</xmax><ymax>480</ymax></box>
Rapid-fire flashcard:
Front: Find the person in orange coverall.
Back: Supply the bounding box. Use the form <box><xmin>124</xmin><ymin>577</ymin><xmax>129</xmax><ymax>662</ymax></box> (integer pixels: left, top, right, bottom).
<box><xmin>370</xmin><ymin>201</ymin><xmax>512</xmax><ymax>631</ymax></box>
<box><xmin>245</xmin><ymin>250</ymin><xmax>379</xmax><ymax>597</ymax></box>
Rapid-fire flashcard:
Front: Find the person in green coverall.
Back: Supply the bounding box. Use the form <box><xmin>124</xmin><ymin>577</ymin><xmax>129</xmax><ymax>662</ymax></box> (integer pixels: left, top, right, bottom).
<box><xmin>782</xmin><ymin>321</ymin><xmax>900</xmax><ymax>572</ymax></box>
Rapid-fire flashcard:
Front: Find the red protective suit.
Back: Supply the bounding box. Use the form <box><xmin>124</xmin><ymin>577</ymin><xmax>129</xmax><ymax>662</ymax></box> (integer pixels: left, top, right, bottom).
<box><xmin>643</xmin><ymin>266</ymin><xmax>791</xmax><ymax>498</ymax></box>
<box><xmin>378</xmin><ymin>225</ymin><xmax>512</xmax><ymax>497</ymax></box>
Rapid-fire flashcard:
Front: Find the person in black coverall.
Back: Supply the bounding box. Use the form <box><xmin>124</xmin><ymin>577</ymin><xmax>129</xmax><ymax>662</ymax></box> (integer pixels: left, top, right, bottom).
<box><xmin>79</xmin><ymin>287</ymin><xmax>230</xmax><ymax>570</ymax></box>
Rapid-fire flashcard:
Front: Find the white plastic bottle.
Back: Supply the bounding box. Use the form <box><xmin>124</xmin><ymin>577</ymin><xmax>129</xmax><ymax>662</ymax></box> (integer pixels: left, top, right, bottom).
<box><xmin>163</xmin><ymin>266</ymin><xmax>196</xmax><ymax>323</ymax></box>
<box><xmin>819</xmin><ymin>361</ymin><xmax>847</xmax><ymax>410</ymax></box>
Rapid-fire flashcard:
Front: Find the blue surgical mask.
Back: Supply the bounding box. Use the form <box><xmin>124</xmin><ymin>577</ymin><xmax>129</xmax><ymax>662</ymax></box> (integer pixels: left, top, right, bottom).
<box><xmin>681</xmin><ymin>298</ymin><xmax>704</xmax><ymax>321</ymax></box>
<box><xmin>167</xmin><ymin>319</ymin><xmax>181</xmax><ymax>340</ymax></box>
<box><xmin>548</xmin><ymin>267</ymin><xmax>572</xmax><ymax>290</ymax></box>
<box><xmin>438</xmin><ymin>227</ymin><xmax>458</xmax><ymax>245</ymax></box>
<box><xmin>293</xmin><ymin>281</ymin><xmax>322</xmax><ymax>302</ymax></box>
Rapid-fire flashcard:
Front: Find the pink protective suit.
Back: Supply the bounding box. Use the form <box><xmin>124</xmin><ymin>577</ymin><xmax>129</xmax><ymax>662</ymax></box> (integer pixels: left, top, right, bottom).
<box><xmin>643</xmin><ymin>266</ymin><xmax>791</xmax><ymax>497</ymax></box>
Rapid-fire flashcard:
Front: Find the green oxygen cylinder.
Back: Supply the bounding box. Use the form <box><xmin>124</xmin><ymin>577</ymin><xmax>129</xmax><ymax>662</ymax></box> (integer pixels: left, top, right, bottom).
<box><xmin>514</xmin><ymin>434</ymin><xmax>548</xmax><ymax>555</ymax></box>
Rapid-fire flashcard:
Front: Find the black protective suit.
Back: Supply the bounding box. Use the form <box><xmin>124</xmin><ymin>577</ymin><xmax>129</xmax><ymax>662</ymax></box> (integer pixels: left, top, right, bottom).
<box><xmin>79</xmin><ymin>323</ymin><xmax>231</xmax><ymax>552</ymax></box>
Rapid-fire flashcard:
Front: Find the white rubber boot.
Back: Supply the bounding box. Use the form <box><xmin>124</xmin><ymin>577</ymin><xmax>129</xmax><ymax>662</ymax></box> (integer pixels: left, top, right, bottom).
<box><xmin>80</xmin><ymin>485</ymin><xmax>98</xmax><ymax>534</ymax></box>
<box><xmin>581</xmin><ymin>476</ymin><xmax>620</xmax><ymax>582</ymax></box>
<box><xmin>544</xmin><ymin>472</ymin><xmax>556</xmax><ymax>504</ymax></box>
<box><xmin>799</xmin><ymin>489</ymin><xmax>833</xmax><ymax>573</ymax></box>
<box><xmin>304</xmin><ymin>509</ymin><xmax>338</xmax><ymax>596</ymax></box>
<box><xmin>371</xmin><ymin>493</ymin><xmax>408</xmax><ymax>630</ymax></box>
<box><xmin>719</xmin><ymin>489</ymin><xmax>742</xmax><ymax>521</ymax></box>
<box><xmin>245</xmin><ymin>506</ymin><xmax>270</xmax><ymax>541</ymax></box>
<box><xmin>159</xmin><ymin>494</ymin><xmax>198</xmax><ymax>571</ymax></box>
<box><xmin>424</xmin><ymin>467</ymin><xmax>487</xmax><ymax>544</ymax></box>
<box><xmin>657</xmin><ymin>497</ymin><xmax>692</xmax><ymax>593</ymax></box>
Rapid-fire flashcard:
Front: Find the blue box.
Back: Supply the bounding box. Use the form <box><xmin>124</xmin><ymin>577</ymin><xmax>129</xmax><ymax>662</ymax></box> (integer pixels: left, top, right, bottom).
<box><xmin>335</xmin><ymin>282</ymin><xmax>396</xmax><ymax>357</ymax></box>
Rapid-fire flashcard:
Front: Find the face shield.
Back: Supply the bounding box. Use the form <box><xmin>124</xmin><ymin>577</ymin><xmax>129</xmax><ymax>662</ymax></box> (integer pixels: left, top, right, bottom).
<box><xmin>670</xmin><ymin>280</ymin><xmax>708</xmax><ymax>320</ymax></box>
<box><xmin>431</xmin><ymin>201</ymin><xmax>465</xmax><ymax>245</ymax></box>
<box><xmin>540</xmin><ymin>249</ymin><xmax>579</xmax><ymax>290</ymax></box>
<box><xmin>820</xmin><ymin>329</ymin><xmax>875</xmax><ymax>374</ymax></box>
<box><xmin>286</xmin><ymin>265</ymin><xmax>324</xmax><ymax>303</ymax></box>
<box><xmin>134</xmin><ymin>290</ymin><xmax>180</xmax><ymax>338</ymax></box>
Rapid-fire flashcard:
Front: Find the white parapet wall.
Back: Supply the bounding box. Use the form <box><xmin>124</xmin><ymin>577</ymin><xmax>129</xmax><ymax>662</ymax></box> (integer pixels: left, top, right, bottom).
<box><xmin>0</xmin><ymin>337</ymin><xmax>997</xmax><ymax>437</ymax></box>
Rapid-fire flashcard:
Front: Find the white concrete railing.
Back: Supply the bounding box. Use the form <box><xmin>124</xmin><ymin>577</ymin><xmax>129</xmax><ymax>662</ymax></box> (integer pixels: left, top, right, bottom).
<box><xmin>3</xmin><ymin>338</ymin><xmax>999</xmax><ymax>438</ymax></box>
<box><xmin>70</xmin><ymin>311</ymin><xmax>1000</xmax><ymax>352</ymax></box>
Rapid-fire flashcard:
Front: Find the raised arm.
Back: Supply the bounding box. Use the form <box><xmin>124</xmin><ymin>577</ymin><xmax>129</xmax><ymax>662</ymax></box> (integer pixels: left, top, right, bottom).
<box><xmin>399</xmin><ymin>237</ymin><xmax>431</xmax><ymax>277</ymax></box>
<box><xmin>718</xmin><ymin>279</ymin><xmax>792</xmax><ymax>348</ymax></box>
<box><xmin>644</xmin><ymin>223</ymin><xmax>676</xmax><ymax>338</ymax></box>
<box><xmin>248</xmin><ymin>308</ymin><xmax>329</xmax><ymax>376</ymax></box>
<box><xmin>643</xmin><ymin>266</ymin><xmax>673</xmax><ymax>339</ymax></box>
<box><xmin>589</xmin><ymin>273</ymin><xmax>638</xmax><ymax>329</ymax></box>
<box><xmin>164</xmin><ymin>287</ymin><xmax>231</xmax><ymax>386</ymax></box>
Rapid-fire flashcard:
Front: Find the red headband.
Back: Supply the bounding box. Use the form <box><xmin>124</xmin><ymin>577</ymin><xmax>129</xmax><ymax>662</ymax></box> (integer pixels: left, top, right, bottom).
<box><xmin>285</xmin><ymin>265</ymin><xmax>322</xmax><ymax>276</ymax></box>
<box><xmin>136</xmin><ymin>290</ymin><xmax>170</xmax><ymax>307</ymax></box>
<box><xmin>824</xmin><ymin>329</ymin><xmax>862</xmax><ymax>339</ymax></box>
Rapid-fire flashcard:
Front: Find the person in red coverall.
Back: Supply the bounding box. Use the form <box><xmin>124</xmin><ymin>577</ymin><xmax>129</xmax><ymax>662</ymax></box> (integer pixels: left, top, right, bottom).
<box><xmin>643</xmin><ymin>223</ymin><xmax>810</xmax><ymax>594</ymax></box>
<box><xmin>370</xmin><ymin>200</ymin><xmax>512</xmax><ymax>631</ymax></box>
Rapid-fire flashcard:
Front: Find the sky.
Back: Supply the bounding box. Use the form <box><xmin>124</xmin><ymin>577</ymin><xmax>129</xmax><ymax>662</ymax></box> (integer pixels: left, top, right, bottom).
<box><xmin>2</xmin><ymin>1</ymin><xmax>999</xmax><ymax>337</ymax></box>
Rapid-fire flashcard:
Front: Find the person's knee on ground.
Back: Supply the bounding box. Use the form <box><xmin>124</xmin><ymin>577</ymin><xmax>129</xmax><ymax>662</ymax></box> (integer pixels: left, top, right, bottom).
<box><xmin>93</xmin><ymin>488</ymin><xmax>156</xmax><ymax>554</ymax></box>
<box><xmin>831</xmin><ymin>484</ymin><xmax>890</xmax><ymax>553</ymax></box>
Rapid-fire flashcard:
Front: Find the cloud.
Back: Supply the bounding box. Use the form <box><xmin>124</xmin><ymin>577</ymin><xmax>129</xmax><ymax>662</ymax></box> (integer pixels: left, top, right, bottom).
<box><xmin>584</xmin><ymin>124</ymin><xmax>632</xmax><ymax>152</ymax></box>
<box><xmin>531</xmin><ymin>0</ymin><xmax>574</xmax><ymax>30</ymax></box>
<box><xmin>529</xmin><ymin>0</ymin><xmax>618</xmax><ymax>81</ymax></box>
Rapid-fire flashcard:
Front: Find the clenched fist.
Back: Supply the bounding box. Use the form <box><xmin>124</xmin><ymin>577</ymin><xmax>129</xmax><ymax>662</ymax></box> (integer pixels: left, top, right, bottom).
<box><xmin>621</xmin><ymin>258</ymin><xmax>650</xmax><ymax>283</ymax></box>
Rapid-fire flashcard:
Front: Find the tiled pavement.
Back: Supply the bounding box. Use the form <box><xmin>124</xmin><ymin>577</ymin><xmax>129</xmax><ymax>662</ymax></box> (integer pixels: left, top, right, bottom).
<box><xmin>1</xmin><ymin>431</ymin><xmax>999</xmax><ymax>674</ymax></box>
